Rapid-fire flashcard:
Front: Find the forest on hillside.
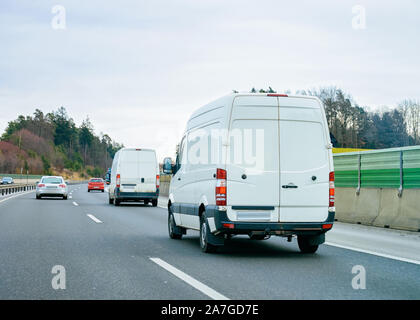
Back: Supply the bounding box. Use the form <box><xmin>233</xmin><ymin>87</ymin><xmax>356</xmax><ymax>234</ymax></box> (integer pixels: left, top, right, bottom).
<box><xmin>0</xmin><ymin>107</ymin><xmax>123</xmax><ymax>176</ymax></box>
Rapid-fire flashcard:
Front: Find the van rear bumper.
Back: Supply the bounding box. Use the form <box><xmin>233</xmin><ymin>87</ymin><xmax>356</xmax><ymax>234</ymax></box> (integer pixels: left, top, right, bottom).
<box><xmin>206</xmin><ymin>206</ymin><xmax>335</xmax><ymax>236</ymax></box>
<box><xmin>115</xmin><ymin>189</ymin><xmax>159</xmax><ymax>201</ymax></box>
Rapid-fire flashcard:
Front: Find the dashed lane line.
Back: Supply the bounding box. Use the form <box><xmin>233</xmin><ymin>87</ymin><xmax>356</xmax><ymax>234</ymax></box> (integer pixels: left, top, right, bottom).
<box><xmin>87</xmin><ymin>214</ymin><xmax>103</xmax><ymax>223</ymax></box>
<box><xmin>150</xmin><ymin>257</ymin><xmax>229</xmax><ymax>300</ymax></box>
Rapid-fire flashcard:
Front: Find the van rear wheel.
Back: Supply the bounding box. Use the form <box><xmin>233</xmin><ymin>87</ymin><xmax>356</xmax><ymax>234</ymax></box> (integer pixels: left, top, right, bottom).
<box><xmin>200</xmin><ymin>214</ymin><xmax>217</xmax><ymax>253</ymax></box>
<box><xmin>249</xmin><ymin>234</ymin><xmax>267</xmax><ymax>240</ymax></box>
<box><xmin>152</xmin><ymin>199</ymin><xmax>158</xmax><ymax>207</ymax></box>
<box><xmin>114</xmin><ymin>198</ymin><xmax>121</xmax><ymax>206</ymax></box>
<box><xmin>298</xmin><ymin>236</ymin><xmax>319</xmax><ymax>254</ymax></box>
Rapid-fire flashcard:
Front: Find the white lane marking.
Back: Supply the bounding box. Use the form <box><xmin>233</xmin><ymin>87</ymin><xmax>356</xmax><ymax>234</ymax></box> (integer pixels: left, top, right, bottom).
<box><xmin>325</xmin><ymin>242</ymin><xmax>420</xmax><ymax>266</ymax></box>
<box><xmin>72</xmin><ymin>201</ymin><xmax>78</xmax><ymax>206</ymax></box>
<box><xmin>69</xmin><ymin>196</ymin><xmax>73</xmax><ymax>199</ymax></box>
<box><xmin>150</xmin><ymin>257</ymin><xmax>229</xmax><ymax>300</ymax></box>
<box><xmin>87</xmin><ymin>214</ymin><xmax>102</xmax><ymax>223</ymax></box>
<box><xmin>0</xmin><ymin>190</ymin><xmax>35</xmax><ymax>204</ymax></box>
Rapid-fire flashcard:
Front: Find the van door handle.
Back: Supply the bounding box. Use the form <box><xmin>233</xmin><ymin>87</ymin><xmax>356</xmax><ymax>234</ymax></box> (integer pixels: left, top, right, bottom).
<box><xmin>282</xmin><ymin>183</ymin><xmax>298</xmax><ymax>189</ymax></box>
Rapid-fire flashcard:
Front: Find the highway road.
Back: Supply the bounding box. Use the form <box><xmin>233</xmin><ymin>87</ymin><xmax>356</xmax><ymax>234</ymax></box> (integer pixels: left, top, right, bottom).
<box><xmin>0</xmin><ymin>184</ymin><xmax>419</xmax><ymax>300</ymax></box>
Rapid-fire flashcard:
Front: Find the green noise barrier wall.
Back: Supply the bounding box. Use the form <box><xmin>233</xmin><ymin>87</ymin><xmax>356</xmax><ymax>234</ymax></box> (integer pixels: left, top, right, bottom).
<box><xmin>333</xmin><ymin>146</ymin><xmax>420</xmax><ymax>231</ymax></box>
<box><xmin>334</xmin><ymin>146</ymin><xmax>420</xmax><ymax>191</ymax></box>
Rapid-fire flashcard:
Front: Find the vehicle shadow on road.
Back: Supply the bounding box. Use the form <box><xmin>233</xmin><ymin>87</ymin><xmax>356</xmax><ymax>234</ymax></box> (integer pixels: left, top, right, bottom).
<box><xmin>116</xmin><ymin>203</ymin><xmax>154</xmax><ymax>208</ymax></box>
<box><xmin>171</xmin><ymin>235</ymin><xmax>315</xmax><ymax>258</ymax></box>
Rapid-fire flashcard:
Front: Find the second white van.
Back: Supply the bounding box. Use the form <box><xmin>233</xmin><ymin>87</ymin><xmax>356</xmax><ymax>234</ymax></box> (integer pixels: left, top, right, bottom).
<box><xmin>163</xmin><ymin>93</ymin><xmax>335</xmax><ymax>253</ymax></box>
<box><xmin>109</xmin><ymin>148</ymin><xmax>159</xmax><ymax>206</ymax></box>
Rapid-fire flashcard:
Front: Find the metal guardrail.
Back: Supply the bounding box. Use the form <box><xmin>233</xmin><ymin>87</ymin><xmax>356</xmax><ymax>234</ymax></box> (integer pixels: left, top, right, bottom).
<box><xmin>0</xmin><ymin>184</ymin><xmax>37</xmax><ymax>196</ymax></box>
<box><xmin>0</xmin><ymin>181</ymin><xmax>87</xmax><ymax>197</ymax></box>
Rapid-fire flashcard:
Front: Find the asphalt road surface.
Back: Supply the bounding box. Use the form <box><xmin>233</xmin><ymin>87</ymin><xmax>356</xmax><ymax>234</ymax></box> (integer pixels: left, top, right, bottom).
<box><xmin>0</xmin><ymin>184</ymin><xmax>419</xmax><ymax>299</ymax></box>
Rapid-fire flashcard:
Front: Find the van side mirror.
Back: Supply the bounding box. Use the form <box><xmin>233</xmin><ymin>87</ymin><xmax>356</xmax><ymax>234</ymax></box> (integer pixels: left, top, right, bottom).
<box><xmin>163</xmin><ymin>157</ymin><xmax>173</xmax><ymax>174</ymax></box>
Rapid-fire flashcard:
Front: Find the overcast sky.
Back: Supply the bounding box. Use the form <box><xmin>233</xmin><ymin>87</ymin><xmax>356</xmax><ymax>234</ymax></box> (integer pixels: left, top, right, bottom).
<box><xmin>1</xmin><ymin>0</ymin><xmax>419</xmax><ymax>160</ymax></box>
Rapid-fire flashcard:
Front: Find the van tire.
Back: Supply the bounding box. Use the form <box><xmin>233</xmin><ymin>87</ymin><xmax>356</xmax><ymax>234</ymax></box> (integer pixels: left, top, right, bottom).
<box><xmin>199</xmin><ymin>214</ymin><xmax>218</xmax><ymax>253</ymax></box>
<box><xmin>152</xmin><ymin>199</ymin><xmax>158</xmax><ymax>207</ymax></box>
<box><xmin>249</xmin><ymin>234</ymin><xmax>266</xmax><ymax>240</ymax></box>
<box><xmin>114</xmin><ymin>198</ymin><xmax>121</xmax><ymax>206</ymax></box>
<box><xmin>109</xmin><ymin>197</ymin><xmax>114</xmax><ymax>205</ymax></box>
<box><xmin>168</xmin><ymin>207</ymin><xmax>183</xmax><ymax>239</ymax></box>
<box><xmin>298</xmin><ymin>236</ymin><xmax>319</xmax><ymax>254</ymax></box>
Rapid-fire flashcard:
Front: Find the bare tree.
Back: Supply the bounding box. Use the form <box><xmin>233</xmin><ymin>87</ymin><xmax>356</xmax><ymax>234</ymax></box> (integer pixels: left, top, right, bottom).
<box><xmin>399</xmin><ymin>99</ymin><xmax>420</xmax><ymax>144</ymax></box>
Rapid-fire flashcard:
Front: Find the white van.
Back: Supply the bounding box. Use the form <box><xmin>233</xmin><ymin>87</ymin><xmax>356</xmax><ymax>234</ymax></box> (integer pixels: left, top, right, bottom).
<box><xmin>109</xmin><ymin>148</ymin><xmax>160</xmax><ymax>206</ymax></box>
<box><xmin>163</xmin><ymin>93</ymin><xmax>335</xmax><ymax>253</ymax></box>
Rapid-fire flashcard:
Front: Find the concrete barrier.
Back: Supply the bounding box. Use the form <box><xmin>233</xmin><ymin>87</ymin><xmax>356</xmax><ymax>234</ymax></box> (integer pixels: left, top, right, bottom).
<box><xmin>336</xmin><ymin>187</ymin><xmax>420</xmax><ymax>232</ymax></box>
<box><xmin>160</xmin><ymin>181</ymin><xmax>170</xmax><ymax>197</ymax></box>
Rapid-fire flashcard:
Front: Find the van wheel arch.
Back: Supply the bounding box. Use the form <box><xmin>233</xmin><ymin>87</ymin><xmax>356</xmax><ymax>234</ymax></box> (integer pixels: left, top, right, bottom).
<box><xmin>198</xmin><ymin>204</ymin><xmax>206</xmax><ymax>219</ymax></box>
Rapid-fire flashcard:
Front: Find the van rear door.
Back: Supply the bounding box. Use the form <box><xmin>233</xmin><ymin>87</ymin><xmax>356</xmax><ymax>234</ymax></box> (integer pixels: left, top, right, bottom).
<box><xmin>226</xmin><ymin>96</ymin><xmax>280</xmax><ymax>222</ymax></box>
<box><xmin>119</xmin><ymin>150</ymin><xmax>138</xmax><ymax>192</ymax></box>
<box><xmin>119</xmin><ymin>149</ymin><xmax>157</xmax><ymax>193</ymax></box>
<box><xmin>137</xmin><ymin>150</ymin><xmax>157</xmax><ymax>193</ymax></box>
<box><xmin>278</xmin><ymin>97</ymin><xmax>330</xmax><ymax>222</ymax></box>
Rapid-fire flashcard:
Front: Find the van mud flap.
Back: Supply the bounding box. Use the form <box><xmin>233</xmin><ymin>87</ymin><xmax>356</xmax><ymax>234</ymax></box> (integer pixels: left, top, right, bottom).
<box><xmin>208</xmin><ymin>231</ymin><xmax>225</xmax><ymax>246</ymax></box>
<box><xmin>304</xmin><ymin>233</ymin><xmax>325</xmax><ymax>246</ymax></box>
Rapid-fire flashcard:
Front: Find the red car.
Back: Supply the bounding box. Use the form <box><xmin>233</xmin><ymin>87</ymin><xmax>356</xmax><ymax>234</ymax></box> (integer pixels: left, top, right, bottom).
<box><xmin>88</xmin><ymin>178</ymin><xmax>105</xmax><ymax>192</ymax></box>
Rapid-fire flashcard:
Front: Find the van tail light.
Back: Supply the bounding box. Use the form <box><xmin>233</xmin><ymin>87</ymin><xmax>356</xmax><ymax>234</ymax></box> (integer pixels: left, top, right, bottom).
<box><xmin>38</xmin><ymin>184</ymin><xmax>45</xmax><ymax>188</ymax></box>
<box><xmin>329</xmin><ymin>171</ymin><xmax>335</xmax><ymax>208</ymax></box>
<box><xmin>216</xmin><ymin>168</ymin><xmax>227</xmax><ymax>206</ymax></box>
<box><xmin>156</xmin><ymin>175</ymin><xmax>160</xmax><ymax>189</ymax></box>
<box><xmin>223</xmin><ymin>223</ymin><xmax>234</xmax><ymax>229</ymax></box>
<box><xmin>116</xmin><ymin>174</ymin><xmax>121</xmax><ymax>188</ymax></box>
<box><xmin>59</xmin><ymin>184</ymin><xmax>66</xmax><ymax>188</ymax></box>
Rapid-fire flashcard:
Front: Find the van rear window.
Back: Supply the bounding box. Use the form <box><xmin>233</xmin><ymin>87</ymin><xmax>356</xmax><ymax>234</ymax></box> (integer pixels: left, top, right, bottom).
<box><xmin>121</xmin><ymin>150</ymin><xmax>138</xmax><ymax>162</ymax></box>
<box><xmin>139</xmin><ymin>151</ymin><xmax>156</xmax><ymax>163</ymax></box>
<box><xmin>280</xmin><ymin>120</ymin><xmax>327</xmax><ymax>171</ymax></box>
<box><xmin>120</xmin><ymin>150</ymin><xmax>156</xmax><ymax>163</ymax></box>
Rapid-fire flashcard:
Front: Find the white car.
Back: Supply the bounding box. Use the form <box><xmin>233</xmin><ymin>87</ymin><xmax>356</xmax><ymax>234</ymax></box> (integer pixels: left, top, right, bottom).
<box><xmin>163</xmin><ymin>93</ymin><xmax>335</xmax><ymax>253</ymax></box>
<box><xmin>108</xmin><ymin>148</ymin><xmax>159</xmax><ymax>206</ymax></box>
<box><xmin>1</xmin><ymin>177</ymin><xmax>14</xmax><ymax>185</ymax></box>
<box><xmin>36</xmin><ymin>176</ymin><xmax>68</xmax><ymax>200</ymax></box>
